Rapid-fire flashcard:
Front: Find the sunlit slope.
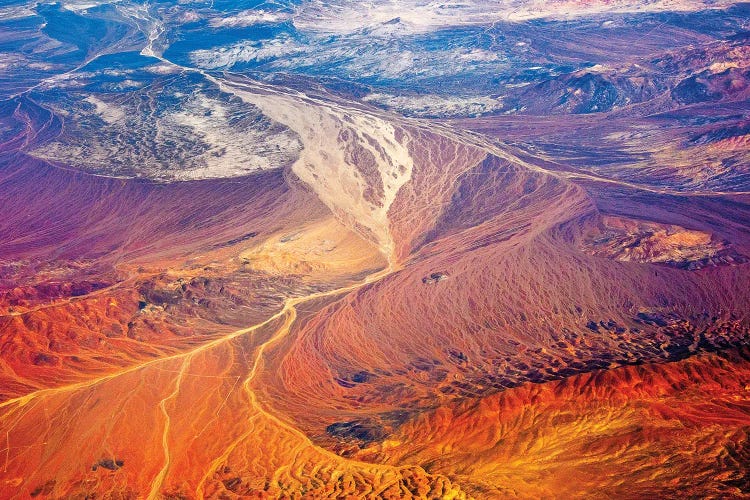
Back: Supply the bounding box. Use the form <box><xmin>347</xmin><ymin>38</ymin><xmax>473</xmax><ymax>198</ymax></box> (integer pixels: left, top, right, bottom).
<box><xmin>0</xmin><ymin>307</ymin><xmax>467</xmax><ymax>498</ymax></box>
<box><xmin>355</xmin><ymin>349</ymin><xmax>750</xmax><ymax>498</ymax></box>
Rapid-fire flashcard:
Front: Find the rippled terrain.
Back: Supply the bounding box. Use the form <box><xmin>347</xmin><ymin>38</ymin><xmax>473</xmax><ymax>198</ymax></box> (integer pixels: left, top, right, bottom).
<box><xmin>1</xmin><ymin>0</ymin><xmax>749</xmax><ymax>498</ymax></box>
